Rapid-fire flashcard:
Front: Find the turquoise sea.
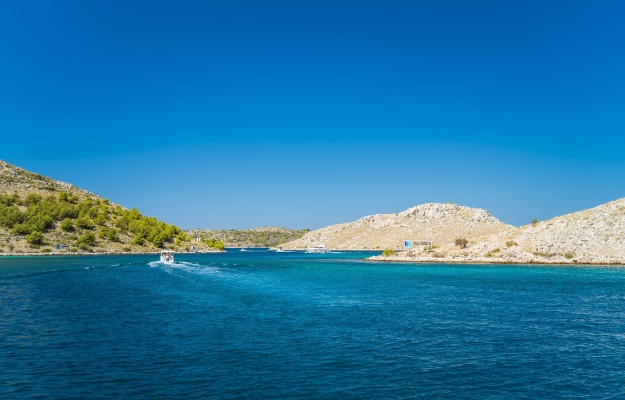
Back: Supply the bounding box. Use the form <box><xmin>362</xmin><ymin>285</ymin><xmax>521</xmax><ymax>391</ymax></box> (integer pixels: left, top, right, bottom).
<box><xmin>2</xmin><ymin>250</ymin><xmax>625</xmax><ymax>399</ymax></box>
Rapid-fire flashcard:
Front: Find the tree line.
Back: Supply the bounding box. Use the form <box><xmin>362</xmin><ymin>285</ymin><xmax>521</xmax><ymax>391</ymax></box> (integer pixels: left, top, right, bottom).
<box><xmin>0</xmin><ymin>191</ymin><xmax>199</xmax><ymax>250</ymax></box>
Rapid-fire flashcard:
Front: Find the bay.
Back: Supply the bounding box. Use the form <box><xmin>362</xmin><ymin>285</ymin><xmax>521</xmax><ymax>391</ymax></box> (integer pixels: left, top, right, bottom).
<box><xmin>1</xmin><ymin>250</ymin><xmax>625</xmax><ymax>399</ymax></box>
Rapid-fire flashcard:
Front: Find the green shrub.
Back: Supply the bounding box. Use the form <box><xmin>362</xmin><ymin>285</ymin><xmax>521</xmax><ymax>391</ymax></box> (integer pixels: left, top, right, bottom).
<box><xmin>531</xmin><ymin>218</ymin><xmax>538</xmax><ymax>226</ymax></box>
<box><xmin>506</xmin><ymin>241</ymin><xmax>518</xmax><ymax>247</ymax></box>
<box><xmin>24</xmin><ymin>193</ymin><xmax>42</xmax><ymax>205</ymax></box>
<box><xmin>485</xmin><ymin>248</ymin><xmax>501</xmax><ymax>258</ymax></box>
<box><xmin>132</xmin><ymin>233</ymin><xmax>145</xmax><ymax>246</ymax></box>
<box><xmin>98</xmin><ymin>227</ymin><xmax>120</xmax><ymax>242</ymax></box>
<box><xmin>0</xmin><ymin>193</ymin><xmax>21</xmax><ymax>206</ymax></box>
<box><xmin>454</xmin><ymin>238</ymin><xmax>468</xmax><ymax>248</ymax></box>
<box><xmin>202</xmin><ymin>237</ymin><xmax>225</xmax><ymax>251</ymax></box>
<box><xmin>152</xmin><ymin>234</ymin><xmax>165</xmax><ymax>248</ymax></box>
<box><xmin>75</xmin><ymin>232</ymin><xmax>96</xmax><ymax>249</ymax></box>
<box><xmin>26</xmin><ymin>231</ymin><xmax>44</xmax><ymax>245</ymax></box>
<box><xmin>93</xmin><ymin>214</ymin><xmax>108</xmax><ymax>226</ymax></box>
<box><xmin>565</xmin><ymin>252</ymin><xmax>574</xmax><ymax>259</ymax></box>
<box><xmin>533</xmin><ymin>251</ymin><xmax>556</xmax><ymax>258</ymax></box>
<box><xmin>381</xmin><ymin>249</ymin><xmax>396</xmax><ymax>256</ymax></box>
<box><xmin>58</xmin><ymin>203</ymin><xmax>79</xmax><ymax>219</ymax></box>
<box><xmin>12</xmin><ymin>224</ymin><xmax>30</xmax><ymax>235</ymax></box>
<box><xmin>61</xmin><ymin>218</ymin><xmax>75</xmax><ymax>232</ymax></box>
<box><xmin>0</xmin><ymin>204</ymin><xmax>23</xmax><ymax>228</ymax></box>
<box><xmin>76</xmin><ymin>216</ymin><xmax>95</xmax><ymax>230</ymax></box>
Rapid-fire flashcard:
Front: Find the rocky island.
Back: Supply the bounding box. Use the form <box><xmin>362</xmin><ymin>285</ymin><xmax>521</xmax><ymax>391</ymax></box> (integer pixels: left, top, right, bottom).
<box><xmin>282</xmin><ymin>200</ymin><xmax>625</xmax><ymax>265</ymax></box>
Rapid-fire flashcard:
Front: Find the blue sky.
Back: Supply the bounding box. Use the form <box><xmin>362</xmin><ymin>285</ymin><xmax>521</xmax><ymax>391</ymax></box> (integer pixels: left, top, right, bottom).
<box><xmin>1</xmin><ymin>0</ymin><xmax>624</xmax><ymax>229</ymax></box>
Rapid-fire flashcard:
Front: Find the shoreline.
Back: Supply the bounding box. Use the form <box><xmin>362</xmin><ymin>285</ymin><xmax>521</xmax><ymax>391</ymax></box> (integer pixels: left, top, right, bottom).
<box><xmin>0</xmin><ymin>250</ymin><xmax>226</xmax><ymax>257</ymax></box>
<box><xmin>368</xmin><ymin>256</ymin><xmax>625</xmax><ymax>266</ymax></box>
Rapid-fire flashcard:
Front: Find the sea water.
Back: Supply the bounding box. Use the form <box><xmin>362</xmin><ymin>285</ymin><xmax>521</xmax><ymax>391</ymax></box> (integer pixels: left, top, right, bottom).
<box><xmin>1</xmin><ymin>250</ymin><xmax>625</xmax><ymax>399</ymax></box>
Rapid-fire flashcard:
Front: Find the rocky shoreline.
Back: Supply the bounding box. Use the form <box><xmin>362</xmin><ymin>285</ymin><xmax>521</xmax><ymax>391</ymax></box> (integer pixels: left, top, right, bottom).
<box><xmin>368</xmin><ymin>254</ymin><xmax>625</xmax><ymax>266</ymax></box>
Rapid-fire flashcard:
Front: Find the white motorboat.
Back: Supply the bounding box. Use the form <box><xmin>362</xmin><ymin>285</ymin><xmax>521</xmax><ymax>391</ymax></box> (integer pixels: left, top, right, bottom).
<box><xmin>160</xmin><ymin>250</ymin><xmax>174</xmax><ymax>263</ymax></box>
<box><xmin>305</xmin><ymin>244</ymin><xmax>330</xmax><ymax>254</ymax></box>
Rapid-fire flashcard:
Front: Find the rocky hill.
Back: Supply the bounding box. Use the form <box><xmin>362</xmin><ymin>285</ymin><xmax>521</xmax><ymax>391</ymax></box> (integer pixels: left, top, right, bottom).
<box><xmin>281</xmin><ymin>203</ymin><xmax>515</xmax><ymax>250</ymax></box>
<box><xmin>0</xmin><ymin>160</ymin><xmax>221</xmax><ymax>254</ymax></box>
<box><xmin>187</xmin><ymin>227</ymin><xmax>310</xmax><ymax>248</ymax></box>
<box><xmin>373</xmin><ymin>198</ymin><xmax>625</xmax><ymax>265</ymax></box>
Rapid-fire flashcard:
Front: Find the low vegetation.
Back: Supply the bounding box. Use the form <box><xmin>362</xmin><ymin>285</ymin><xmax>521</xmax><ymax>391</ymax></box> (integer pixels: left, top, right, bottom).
<box><xmin>533</xmin><ymin>251</ymin><xmax>557</xmax><ymax>258</ymax></box>
<box><xmin>454</xmin><ymin>238</ymin><xmax>468</xmax><ymax>248</ymax></box>
<box><xmin>0</xmin><ymin>191</ymin><xmax>200</xmax><ymax>252</ymax></box>
<box><xmin>485</xmin><ymin>248</ymin><xmax>501</xmax><ymax>258</ymax></box>
<box><xmin>187</xmin><ymin>227</ymin><xmax>310</xmax><ymax>248</ymax></box>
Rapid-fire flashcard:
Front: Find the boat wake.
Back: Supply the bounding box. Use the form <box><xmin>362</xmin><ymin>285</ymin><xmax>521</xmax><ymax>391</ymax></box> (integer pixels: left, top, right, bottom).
<box><xmin>148</xmin><ymin>260</ymin><xmax>225</xmax><ymax>278</ymax></box>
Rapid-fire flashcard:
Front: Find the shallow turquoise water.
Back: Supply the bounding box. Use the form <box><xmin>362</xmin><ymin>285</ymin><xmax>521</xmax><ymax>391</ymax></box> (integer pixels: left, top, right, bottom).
<box><xmin>2</xmin><ymin>250</ymin><xmax>625</xmax><ymax>399</ymax></box>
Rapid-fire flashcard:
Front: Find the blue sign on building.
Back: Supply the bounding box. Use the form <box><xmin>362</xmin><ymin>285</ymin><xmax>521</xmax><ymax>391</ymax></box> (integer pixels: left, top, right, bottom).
<box><xmin>404</xmin><ymin>240</ymin><xmax>412</xmax><ymax>249</ymax></box>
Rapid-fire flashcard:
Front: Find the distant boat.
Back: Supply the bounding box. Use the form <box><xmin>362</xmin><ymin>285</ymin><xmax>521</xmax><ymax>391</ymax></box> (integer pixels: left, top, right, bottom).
<box><xmin>160</xmin><ymin>250</ymin><xmax>174</xmax><ymax>263</ymax></box>
<box><xmin>275</xmin><ymin>246</ymin><xmax>293</xmax><ymax>253</ymax></box>
<box><xmin>240</xmin><ymin>248</ymin><xmax>248</xmax><ymax>252</ymax></box>
<box><xmin>305</xmin><ymin>244</ymin><xmax>330</xmax><ymax>254</ymax></box>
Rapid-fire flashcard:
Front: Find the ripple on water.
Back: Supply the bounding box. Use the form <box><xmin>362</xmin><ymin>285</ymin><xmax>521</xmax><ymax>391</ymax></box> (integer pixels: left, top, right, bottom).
<box><xmin>1</xmin><ymin>255</ymin><xmax>625</xmax><ymax>399</ymax></box>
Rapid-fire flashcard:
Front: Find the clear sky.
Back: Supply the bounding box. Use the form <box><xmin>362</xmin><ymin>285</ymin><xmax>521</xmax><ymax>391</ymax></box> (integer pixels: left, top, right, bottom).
<box><xmin>1</xmin><ymin>0</ymin><xmax>624</xmax><ymax>229</ymax></box>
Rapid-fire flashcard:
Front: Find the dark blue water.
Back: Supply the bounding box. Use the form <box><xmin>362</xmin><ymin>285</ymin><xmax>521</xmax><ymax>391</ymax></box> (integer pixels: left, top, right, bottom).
<box><xmin>2</xmin><ymin>251</ymin><xmax>625</xmax><ymax>399</ymax></box>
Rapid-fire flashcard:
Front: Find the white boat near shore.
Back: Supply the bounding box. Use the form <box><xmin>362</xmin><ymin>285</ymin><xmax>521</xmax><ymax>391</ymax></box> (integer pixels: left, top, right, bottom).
<box><xmin>305</xmin><ymin>244</ymin><xmax>330</xmax><ymax>254</ymax></box>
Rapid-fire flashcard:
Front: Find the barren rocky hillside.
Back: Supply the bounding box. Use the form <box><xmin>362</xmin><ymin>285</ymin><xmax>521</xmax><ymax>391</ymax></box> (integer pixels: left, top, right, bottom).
<box><xmin>374</xmin><ymin>198</ymin><xmax>625</xmax><ymax>265</ymax></box>
<box><xmin>281</xmin><ymin>203</ymin><xmax>515</xmax><ymax>250</ymax></box>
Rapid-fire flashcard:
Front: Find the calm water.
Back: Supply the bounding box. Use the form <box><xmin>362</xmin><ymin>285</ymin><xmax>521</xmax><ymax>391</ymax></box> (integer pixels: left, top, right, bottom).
<box><xmin>1</xmin><ymin>250</ymin><xmax>625</xmax><ymax>399</ymax></box>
